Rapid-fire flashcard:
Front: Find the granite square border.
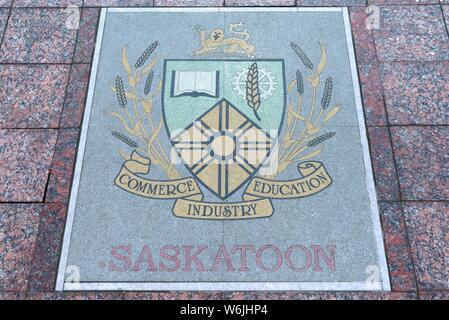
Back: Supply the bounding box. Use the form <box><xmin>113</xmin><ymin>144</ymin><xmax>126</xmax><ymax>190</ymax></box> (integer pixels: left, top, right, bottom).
<box><xmin>56</xmin><ymin>7</ymin><xmax>391</xmax><ymax>292</ymax></box>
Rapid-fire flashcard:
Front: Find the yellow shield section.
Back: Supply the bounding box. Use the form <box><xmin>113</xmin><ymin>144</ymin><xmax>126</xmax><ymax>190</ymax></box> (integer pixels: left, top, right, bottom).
<box><xmin>172</xmin><ymin>98</ymin><xmax>272</xmax><ymax>199</ymax></box>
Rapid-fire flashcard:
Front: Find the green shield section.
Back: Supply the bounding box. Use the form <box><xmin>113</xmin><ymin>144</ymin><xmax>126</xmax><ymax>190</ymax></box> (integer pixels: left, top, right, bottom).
<box><xmin>162</xmin><ymin>59</ymin><xmax>286</xmax><ymax>135</ymax></box>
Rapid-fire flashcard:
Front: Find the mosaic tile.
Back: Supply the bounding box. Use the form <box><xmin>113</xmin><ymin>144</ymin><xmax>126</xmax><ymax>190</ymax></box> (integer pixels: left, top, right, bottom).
<box><xmin>0</xmin><ymin>129</ymin><xmax>58</xmax><ymax>202</ymax></box>
<box><xmin>381</xmin><ymin>62</ymin><xmax>449</xmax><ymax>125</ymax></box>
<box><xmin>0</xmin><ymin>8</ymin><xmax>77</xmax><ymax>63</ymax></box>
<box><xmin>0</xmin><ymin>65</ymin><xmax>70</xmax><ymax>128</ymax></box>
<box><xmin>391</xmin><ymin>127</ymin><xmax>449</xmax><ymax>200</ymax></box>
<box><xmin>0</xmin><ymin>204</ymin><xmax>41</xmax><ymax>292</ymax></box>
<box><xmin>404</xmin><ymin>202</ymin><xmax>449</xmax><ymax>291</ymax></box>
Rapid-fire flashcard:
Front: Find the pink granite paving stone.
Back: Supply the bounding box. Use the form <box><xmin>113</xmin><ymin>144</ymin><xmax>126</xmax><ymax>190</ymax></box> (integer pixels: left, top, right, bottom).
<box><xmin>0</xmin><ymin>65</ymin><xmax>70</xmax><ymax>129</ymax></box>
<box><xmin>0</xmin><ymin>0</ymin><xmax>11</xmax><ymax>7</ymax></box>
<box><xmin>60</xmin><ymin>64</ymin><xmax>91</xmax><ymax>128</ymax></box>
<box><xmin>124</xmin><ymin>292</ymin><xmax>223</xmax><ymax>300</ymax></box>
<box><xmin>391</xmin><ymin>127</ymin><xmax>449</xmax><ymax>201</ymax></box>
<box><xmin>223</xmin><ymin>292</ymin><xmax>417</xmax><ymax>300</ymax></box>
<box><xmin>226</xmin><ymin>0</ymin><xmax>295</xmax><ymax>6</ymax></box>
<box><xmin>444</xmin><ymin>6</ymin><xmax>449</xmax><ymax>23</ymax></box>
<box><xmin>27</xmin><ymin>292</ymin><xmax>124</xmax><ymax>300</ymax></box>
<box><xmin>0</xmin><ymin>8</ymin><xmax>78</xmax><ymax>63</ymax></box>
<box><xmin>359</xmin><ymin>63</ymin><xmax>387</xmax><ymax>126</ymax></box>
<box><xmin>46</xmin><ymin>129</ymin><xmax>79</xmax><ymax>203</ymax></box>
<box><xmin>297</xmin><ymin>0</ymin><xmax>365</xmax><ymax>5</ymax></box>
<box><xmin>0</xmin><ymin>204</ymin><xmax>41</xmax><ymax>292</ymax></box>
<box><xmin>0</xmin><ymin>129</ymin><xmax>57</xmax><ymax>202</ymax></box>
<box><xmin>13</xmin><ymin>0</ymin><xmax>83</xmax><ymax>6</ymax></box>
<box><xmin>155</xmin><ymin>0</ymin><xmax>223</xmax><ymax>5</ymax></box>
<box><xmin>378</xmin><ymin>202</ymin><xmax>416</xmax><ymax>291</ymax></box>
<box><xmin>0</xmin><ymin>9</ymin><xmax>8</xmax><ymax>39</ymax></box>
<box><xmin>27</xmin><ymin>203</ymin><xmax>67</xmax><ymax>292</ymax></box>
<box><xmin>382</xmin><ymin>62</ymin><xmax>449</xmax><ymax>125</ymax></box>
<box><xmin>83</xmin><ymin>0</ymin><xmax>154</xmax><ymax>6</ymax></box>
<box><xmin>373</xmin><ymin>5</ymin><xmax>449</xmax><ymax>62</ymax></box>
<box><xmin>74</xmin><ymin>8</ymin><xmax>100</xmax><ymax>63</ymax></box>
<box><xmin>348</xmin><ymin>6</ymin><xmax>377</xmax><ymax>65</ymax></box>
<box><xmin>369</xmin><ymin>0</ymin><xmax>440</xmax><ymax>4</ymax></box>
<box><xmin>0</xmin><ymin>293</ymin><xmax>27</xmax><ymax>300</ymax></box>
<box><xmin>367</xmin><ymin>127</ymin><xmax>400</xmax><ymax>201</ymax></box>
<box><xmin>403</xmin><ymin>202</ymin><xmax>449</xmax><ymax>291</ymax></box>
<box><xmin>420</xmin><ymin>291</ymin><xmax>449</xmax><ymax>300</ymax></box>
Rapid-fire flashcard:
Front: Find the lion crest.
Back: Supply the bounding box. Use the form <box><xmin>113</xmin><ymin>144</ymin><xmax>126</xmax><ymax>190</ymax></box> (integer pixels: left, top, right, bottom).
<box><xmin>194</xmin><ymin>22</ymin><xmax>256</xmax><ymax>58</ymax></box>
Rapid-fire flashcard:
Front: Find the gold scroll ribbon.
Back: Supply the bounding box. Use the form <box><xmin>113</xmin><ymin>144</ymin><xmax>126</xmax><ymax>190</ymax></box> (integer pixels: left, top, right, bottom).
<box><xmin>115</xmin><ymin>153</ymin><xmax>330</xmax><ymax>220</ymax></box>
<box><xmin>114</xmin><ymin>151</ymin><xmax>203</xmax><ymax>201</ymax></box>
<box><xmin>243</xmin><ymin>161</ymin><xmax>332</xmax><ymax>200</ymax></box>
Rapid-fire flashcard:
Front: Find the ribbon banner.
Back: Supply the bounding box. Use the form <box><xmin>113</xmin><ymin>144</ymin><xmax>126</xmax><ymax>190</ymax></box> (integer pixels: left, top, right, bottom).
<box><xmin>115</xmin><ymin>152</ymin><xmax>332</xmax><ymax>220</ymax></box>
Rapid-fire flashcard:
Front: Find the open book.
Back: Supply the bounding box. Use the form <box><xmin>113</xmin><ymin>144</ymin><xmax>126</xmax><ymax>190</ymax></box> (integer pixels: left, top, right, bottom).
<box><xmin>172</xmin><ymin>71</ymin><xmax>219</xmax><ymax>98</ymax></box>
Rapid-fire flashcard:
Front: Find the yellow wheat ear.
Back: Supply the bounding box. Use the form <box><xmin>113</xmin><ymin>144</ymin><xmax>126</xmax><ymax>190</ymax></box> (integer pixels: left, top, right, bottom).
<box><xmin>246</xmin><ymin>62</ymin><xmax>261</xmax><ymax>121</ymax></box>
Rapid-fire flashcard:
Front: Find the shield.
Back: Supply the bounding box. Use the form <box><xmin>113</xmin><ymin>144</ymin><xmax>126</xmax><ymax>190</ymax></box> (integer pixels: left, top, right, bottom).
<box><xmin>162</xmin><ymin>59</ymin><xmax>286</xmax><ymax>199</ymax></box>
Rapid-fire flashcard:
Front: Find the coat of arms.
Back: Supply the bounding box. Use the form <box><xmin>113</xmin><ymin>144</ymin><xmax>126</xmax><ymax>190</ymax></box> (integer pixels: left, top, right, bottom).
<box><xmin>109</xmin><ymin>24</ymin><xmax>340</xmax><ymax>220</ymax></box>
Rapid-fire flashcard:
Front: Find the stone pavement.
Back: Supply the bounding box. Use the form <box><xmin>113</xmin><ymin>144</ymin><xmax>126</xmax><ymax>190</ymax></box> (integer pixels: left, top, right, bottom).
<box><xmin>0</xmin><ymin>0</ymin><xmax>448</xmax><ymax>300</ymax></box>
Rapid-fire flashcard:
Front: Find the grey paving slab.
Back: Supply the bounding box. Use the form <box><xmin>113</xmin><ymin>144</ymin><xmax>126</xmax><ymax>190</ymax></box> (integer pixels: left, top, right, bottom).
<box><xmin>57</xmin><ymin>8</ymin><xmax>390</xmax><ymax>291</ymax></box>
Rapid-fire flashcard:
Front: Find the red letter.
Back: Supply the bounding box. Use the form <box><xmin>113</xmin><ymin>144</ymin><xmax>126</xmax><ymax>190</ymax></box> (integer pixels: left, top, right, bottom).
<box><xmin>132</xmin><ymin>245</ymin><xmax>157</xmax><ymax>272</ymax></box>
<box><xmin>210</xmin><ymin>245</ymin><xmax>236</xmax><ymax>272</ymax></box>
<box><xmin>311</xmin><ymin>244</ymin><xmax>336</xmax><ymax>271</ymax></box>
<box><xmin>183</xmin><ymin>245</ymin><xmax>207</xmax><ymax>272</ymax></box>
<box><xmin>160</xmin><ymin>245</ymin><xmax>180</xmax><ymax>272</ymax></box>
<box><xmin>109</xmin><ymin>245</ymin><xmax>132</xmax><ymax>271</ymax></box>
<box><xmin>232</xmin><ymin>245</ymin><xmax>255</xmax><ymax>271</ymax></box>
<box><xmin>256</xmin><ymin>245</ymin><xmax>282</xmax><ymax>272</ymax></box>
<box><xmin>285</xmin><ymin>245</ymin><xmax>311</xmax><ymax>272</ymax></box>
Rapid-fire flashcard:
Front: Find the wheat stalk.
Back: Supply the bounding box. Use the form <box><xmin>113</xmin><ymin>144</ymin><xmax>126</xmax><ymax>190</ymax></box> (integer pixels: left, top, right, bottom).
<box><xmin>115</xmin><ymin>76</ymin><xmax>127</xmax><ymax>108</ymax></box>
<box><xmin>246</xmin><ymin>62</ymin><xmax>261</xmax><ymax>121</ymax></box>
<box><xmin>111</xmin><ymin>131</ymin><xmax>139</xmax><ymax>148</ymax></box>
<box><xmin>296</xmin><ymin>69</ymin><xmax>304</xmax><ymax>95</ymax></box>
<box><xmin>321</xmin><ymin>77</ymin><xmax>333</xmax><ymax>110</ymax></box>
<box><xmin>135</xmin><ymin>41</ymin><xmax>158</xmax><ymax>68</ymax></box>
<box><xmin>307</xmin><ymin>132</ymin><xmax>336</xmax><ymax>147</ymax></box>
<box><xmin>144</xmin><ymin>70</ymin><xmax>154</xmax><ymax>95</ymax></box>
<box><xmin>290</xmin><ymin>42</ymin><xmax>313</xmax><ymax>70</ymax></box>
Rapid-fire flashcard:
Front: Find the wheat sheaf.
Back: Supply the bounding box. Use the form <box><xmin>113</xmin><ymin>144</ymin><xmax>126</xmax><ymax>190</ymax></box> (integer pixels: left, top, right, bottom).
<box><xmin>268</xmin><ymin>42</ymin><xmax>340</xmax><ymax>178</ymax></box>
<box><xmin>109</xmin><ymin>42</ymin><xmax>181</xmax><ymax>180</ymax></box>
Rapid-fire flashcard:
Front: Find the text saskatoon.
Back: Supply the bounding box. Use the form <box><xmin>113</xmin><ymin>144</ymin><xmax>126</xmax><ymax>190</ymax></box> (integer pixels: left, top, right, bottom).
<box><xmin>107</xmin><ymin>244</ymin><xmax>336</xmax><ymax>273</ymax></box>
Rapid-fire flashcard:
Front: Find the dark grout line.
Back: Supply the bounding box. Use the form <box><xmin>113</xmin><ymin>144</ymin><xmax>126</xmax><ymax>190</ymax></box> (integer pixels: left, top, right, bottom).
<box><xmin>440</xmin><ymin>3</ymin><xmax>449</xmax><ymax>37</ymax></box>
<box><xmin>0</xmin><ymin>1</ymin><xmax>13</xmax><ymax>53</ymax></box>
